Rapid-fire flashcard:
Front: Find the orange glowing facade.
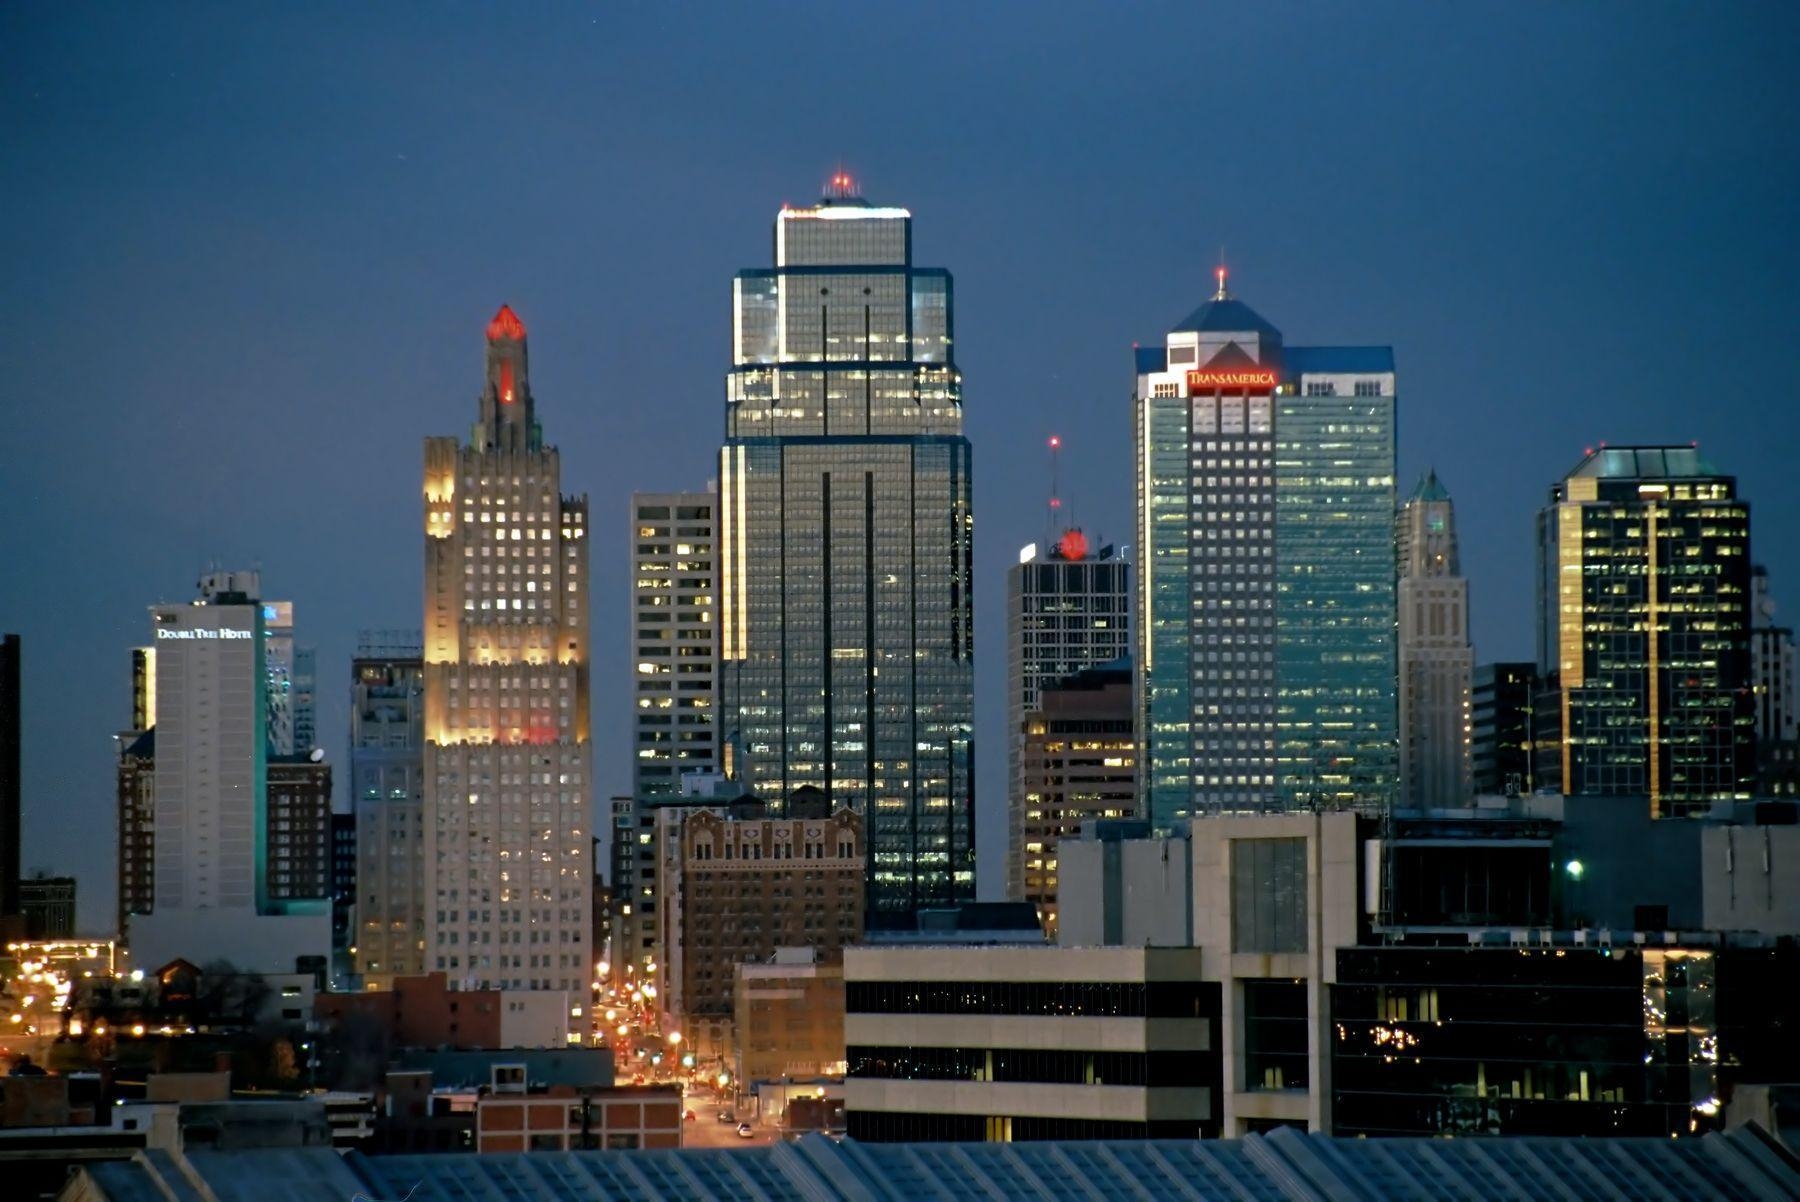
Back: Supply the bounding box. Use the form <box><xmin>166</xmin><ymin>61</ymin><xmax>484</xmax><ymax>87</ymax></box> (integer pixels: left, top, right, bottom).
<box><xmin>421</xmin><ymin>306</ymin><xmax>593</xmax><ymax>995</ymax></box>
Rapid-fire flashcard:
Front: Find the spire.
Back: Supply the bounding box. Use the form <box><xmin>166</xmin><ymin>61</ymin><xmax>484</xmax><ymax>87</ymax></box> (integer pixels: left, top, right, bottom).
<box><xmin>1410</xmin><ymin>468</ymin><xmax>1451</xmax><ymax>503</ymax></box>
<box><xmin>477</xmin><ymin>305</ymin><xmax>536</xmax><ymax>453</ymax></box>
<box><xmin>486</xmin><ymin>304</ymin><xmax>526</xmax><ymax>343</ymax></box>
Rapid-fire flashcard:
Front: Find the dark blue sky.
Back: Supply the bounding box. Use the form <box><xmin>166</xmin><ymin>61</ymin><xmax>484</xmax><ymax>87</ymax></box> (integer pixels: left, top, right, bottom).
<box><xmin>4</xmin><ymin>3</ymin><xmax>1795</xmax><ymax>931</ymax></box>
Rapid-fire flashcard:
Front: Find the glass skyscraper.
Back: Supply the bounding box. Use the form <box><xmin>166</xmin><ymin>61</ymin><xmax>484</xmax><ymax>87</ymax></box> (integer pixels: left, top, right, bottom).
<box><xmin>719</xmin><ymin>180</ymin><xmax>975</xmax><ymax>921</ymax></box>
<box><xmin>1135</xmin><ymin>274</ymin><xmax>1396</xmax><ymax>825</ymax></box>
<box><xmin>1535</xmin><ymin>446</ymin><xmax>1754</xmax><ymax>816</ymax></box>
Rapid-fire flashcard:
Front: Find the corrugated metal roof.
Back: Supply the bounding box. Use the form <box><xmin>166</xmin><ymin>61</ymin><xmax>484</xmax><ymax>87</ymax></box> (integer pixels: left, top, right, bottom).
<box><xmin>71</xmin><ymin>1127</ymin><xmax>1800</xmax><ymax>1201</ymax></box>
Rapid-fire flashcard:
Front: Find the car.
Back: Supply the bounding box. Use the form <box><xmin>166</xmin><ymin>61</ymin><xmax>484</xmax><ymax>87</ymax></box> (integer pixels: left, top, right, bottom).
<box><xmin>716</xmin><ymin>1110</ymin><xmax>735</xmax><ymax>1123</ymax></box>
<box><xmin>736</xmin><ymin>1122</ymin><xmax>754</xmax><ymax>1139</ymax></box>
<box><xmin>683</xmin><ymin>1109</ymin><xmax>696</xmax><ymax>1122</ymax></box>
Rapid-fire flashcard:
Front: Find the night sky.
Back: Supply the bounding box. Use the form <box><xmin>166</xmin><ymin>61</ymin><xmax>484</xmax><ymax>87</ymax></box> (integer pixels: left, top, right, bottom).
<box><xmin>4</xmin><ymin>4</ymin><xmax>1795</xmax><ymax>932</ymax></box>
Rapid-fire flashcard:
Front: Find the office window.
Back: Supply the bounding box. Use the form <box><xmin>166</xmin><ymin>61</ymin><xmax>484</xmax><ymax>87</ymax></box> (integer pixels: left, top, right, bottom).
<box><xmin>1231</xmin><ymin>837</ymin><xmax>1307</xmax><ymax>953</ymax></box>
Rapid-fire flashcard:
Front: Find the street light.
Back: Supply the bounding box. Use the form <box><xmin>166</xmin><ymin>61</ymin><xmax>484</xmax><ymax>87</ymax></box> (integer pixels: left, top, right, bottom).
<box><xmin>1565</xmin><ymin>859</ymin><xmax>1585</xmax><ymax>880</ymax></box>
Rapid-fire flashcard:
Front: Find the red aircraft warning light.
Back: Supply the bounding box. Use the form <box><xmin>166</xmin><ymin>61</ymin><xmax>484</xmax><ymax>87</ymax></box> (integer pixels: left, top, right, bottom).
<box><xmin>1055</xmin><ymin>529</ymin><xmax>1090</xmax><ymax>562</ymax></box>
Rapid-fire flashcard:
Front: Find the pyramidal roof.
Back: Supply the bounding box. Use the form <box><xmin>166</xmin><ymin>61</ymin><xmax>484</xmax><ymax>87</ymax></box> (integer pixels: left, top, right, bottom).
<box><xmin>1410</xmin><ymin>468</ymin><xmax>1451</xmax><ymax>502</ymax></box>
<box><xmin>486</xmin><ymin>304</ymin><xmax>527</xmax><ymax>342</ymax></box>
<box><xmin>1171</xmin><ymin>296</ymin><xmax>1281</xmax><ymax>338</ymax></box>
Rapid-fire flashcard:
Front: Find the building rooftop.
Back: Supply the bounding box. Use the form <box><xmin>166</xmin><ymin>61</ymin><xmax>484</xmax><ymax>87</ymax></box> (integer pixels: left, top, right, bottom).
<box><xmin>1408</xmin><ymin>467</ymin><xmax>1451</xmax><ymax>502</ymax></box>
<box><xmin>1565</xmin><ymin>445</ymin><xmax>1722</xmax><ymax>481</ymax></box>
<box><xmin>71</xmin><ymin>1127</ymin><xmax>1800</xmax><ymax>1201</ymax></box>
<box><xmin>1170</xmin><ymin>295</ymin><xmax>1282</xmax><ymax>338</ymax></box>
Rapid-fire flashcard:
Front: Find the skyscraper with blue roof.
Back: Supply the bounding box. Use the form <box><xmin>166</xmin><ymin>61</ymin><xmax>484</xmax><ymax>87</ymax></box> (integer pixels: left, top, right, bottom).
<box><xmin>1134</xmin><ymin>272</ymin><xmax>1397</xmax><ymax>823</ymax></box>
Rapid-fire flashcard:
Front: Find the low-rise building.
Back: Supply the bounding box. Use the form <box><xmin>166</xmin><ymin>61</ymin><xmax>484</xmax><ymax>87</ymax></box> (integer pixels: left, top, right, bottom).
<box><xmin>734</xmin><ymin>947</ymin><xmax>844</xmax><ymax>1086</ymax></box>
<box><xmin>845</xmin><ymin>944</ymin><xmax>1217</xmax><ymax>1142</ymax></box>
<box><xmin>475</xmin><ymin>1083</ymin><xmax>681</xmax><ymax>1152</ymax></box>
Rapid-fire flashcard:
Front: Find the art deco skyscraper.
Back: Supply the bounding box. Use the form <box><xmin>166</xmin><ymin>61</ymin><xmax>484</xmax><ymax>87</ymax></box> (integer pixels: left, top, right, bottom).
<box><xmin>1396</xmin><ymin>471</ymin><xmax>1474</xmax><ymax>807</ymax></box>
<box><xmin>1535</xmin><ymin>446</ymin><xmax>1754</xmax><ymax>816</ymax></box>
<box><xmin>1135</xmin><ymin>272</ymin><xmax>1396</xmax><ymax>824</ymax></box>
<box><xmin>718</xmin><ymin>178</ymin><xmax>975</xmax><ymax>921</ymax></box>
<box><xmin>422</xmin><ymin>306</ymin><xmax>592</xmax><ymax>993</ymax></box>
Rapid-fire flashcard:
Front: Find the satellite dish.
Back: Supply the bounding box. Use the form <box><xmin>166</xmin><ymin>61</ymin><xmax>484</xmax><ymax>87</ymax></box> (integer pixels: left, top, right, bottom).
<box><xmin>309</xmin><ymin>747</ymin><xmax>325</xmax><ymax>763</ymax></box>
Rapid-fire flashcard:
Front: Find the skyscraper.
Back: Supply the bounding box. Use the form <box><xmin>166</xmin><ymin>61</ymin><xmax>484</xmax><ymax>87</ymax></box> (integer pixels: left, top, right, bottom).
<box><xmin>349</xmin><ymin>632</ymin><xmax>424</xmax><ymax>984</ymax></box>
<box><xmin>1017</xmin><ymin>662</ymin><xmax>1136</xmax><ymax>936</ymax></box>
<box><xmin>1135</xmin><ymin>272</ymin><xmax>1396</xmax><ymax>824</ymax></box>
<box><xmin>718</xmin><ymin>178</ymin><xmax>975</xmax><ymax>920</ymax></box>
<box><xmin>1472</xmin><ymin>662</ymin><xmax>1538</xmax><ymax>796</ymax></box>
<box><xmin>1750</xmin><ymin>567</ymin><xmax>1796</xmax><ymax>753</ymax></box>
<box><xmin>0</xmin><ymin>633</ymin><xmax>19</xmax><ymax>924</ymax></box>
<box><xmin>1005</xmin><ymin>533</ymin><xmax>1130</xmax><ymax>900</ymax></box>
<box><xmin>630</xmin><ymin>491</ymin><xmax>717</xmax><ymax>797</ymax></box>
<box><xmin>422</xmin><ymin>305</ymin><xmax>592</xmax><ymax>993</ymax></box>
<box><xmin>1535</xmin><ymin>446</ymin><xmax>1754</xmax><ymax>816</ymax></box>
<box><xmin>128</xmin><ymin>571</ymin><xmax>329</xmax><ymax>974</ymax></box>
<box><xmin>1396</xmin><ymin>471</ymin><xmax>1474</xmax><ymax>808</ymax></box>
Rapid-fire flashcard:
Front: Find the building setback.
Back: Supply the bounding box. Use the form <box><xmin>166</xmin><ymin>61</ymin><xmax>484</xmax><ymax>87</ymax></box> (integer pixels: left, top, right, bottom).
<box><xmin>719</xmin><ymin>179</ymin><xmax>974</xmax><ymax>921</ymax></box>
<box><xmin>1006</xmin><ymin>535</ymin><xmax>1130</xmax><ymax>902</ymax></box>
<box><xmin>1536</xmin><ymin>446</ymin><xmax>1754</xmax><ymax>815</ymax></box>
<box><xmin>421</xmin><ymin>306</ymin><xmax>592</xmax><ymax>994</ymax></box>
<box><xmin>1396</xmin><ymin>470</ymin><xmax>1474</xmax><ymax>808</ymax></box>
<box><xmin>349</xmin><ymin>635</ymin><xmax>425</xmax><ymax>984</ymax></box>
<box><xmin>1135</xmin><ymin>273</ymin><xmax>1396</xmax><ymax>823</ymax></box>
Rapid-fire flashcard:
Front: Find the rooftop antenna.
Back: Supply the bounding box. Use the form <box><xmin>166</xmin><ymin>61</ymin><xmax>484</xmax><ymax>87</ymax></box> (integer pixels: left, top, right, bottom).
<box><xmin>1214</xmin><ymin>246</ymin><xmax>1230</xmax><ymax>300</ymax></box>
<box><xmin>1046</xmin><ymin>434</ymin><xmax>1064</xmax><ymax>548</ymax></box>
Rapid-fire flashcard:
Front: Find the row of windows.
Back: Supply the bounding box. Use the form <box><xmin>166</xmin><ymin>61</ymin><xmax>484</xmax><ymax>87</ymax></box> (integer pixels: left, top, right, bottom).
<box><xmin>848</xmin><ymin>1045</ymin><xmax>1215</xmax><ymax>1088</ymax></box>
<box><xmin>847</xmin><ymin>980</ymin><xmax>1217</xmax><ymax>1018</ymax></box>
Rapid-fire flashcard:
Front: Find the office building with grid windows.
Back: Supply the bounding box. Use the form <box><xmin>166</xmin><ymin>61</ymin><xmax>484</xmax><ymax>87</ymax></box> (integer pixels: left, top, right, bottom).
<box><xmin>629</xmin><ymin>491</ymin><xmax>717</xmax><ymax>798</ymax></box>
<box><xmin>718</xmin><ymin>179</ymin><xmax>974</xmax><ymax>921</ymax></box>
<box><xmin>1134</xmin><ymin>273</ymin><xmax>1396</xmax><ymax>825</ymax></box>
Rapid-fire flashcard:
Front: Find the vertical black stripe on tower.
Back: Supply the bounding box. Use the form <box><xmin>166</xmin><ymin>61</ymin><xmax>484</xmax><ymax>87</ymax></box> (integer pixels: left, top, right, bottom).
<box><xmin>864</xmin><ymin>471</ymin><xmax>877</xmax><ymax>832</ymax></box>
<box><xmin>864</xmin><ymin>306</ymin><xmax>873</xmax><ymax>436</ymax></box>
<box><xmin>822</xmin><ymin>471</ymin><xmax>834</xmax><ymax>808</ymax></box>
<box><xmin>778</xmin><ymin>450</ymin><xmax>789</xmax><ymax>805</ymax></box>
<box><xmin>907</xmin><ymin>442</ymin><xmax>919</xmax><ymax>914</ymax></box>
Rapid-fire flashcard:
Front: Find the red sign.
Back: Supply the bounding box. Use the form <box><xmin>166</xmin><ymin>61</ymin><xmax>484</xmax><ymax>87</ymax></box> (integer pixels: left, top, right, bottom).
<box><xmin>1187</xmin><ymin>368</ymin><xmax>1277</xmax><ymax>391</ymax></box>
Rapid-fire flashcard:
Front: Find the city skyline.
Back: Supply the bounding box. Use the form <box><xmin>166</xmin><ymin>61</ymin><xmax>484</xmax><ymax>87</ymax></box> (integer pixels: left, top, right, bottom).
<box><xmin>4</xmin><ymin>5</ymin><xmax>1798</xmax><ymax>930</ymax></box>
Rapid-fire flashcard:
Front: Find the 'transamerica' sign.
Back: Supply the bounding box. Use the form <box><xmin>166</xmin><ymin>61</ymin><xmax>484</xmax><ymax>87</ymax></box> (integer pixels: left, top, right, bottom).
<box><xmin>1187</xmin><ymin>368</ymin><xmax>1278</xmax><ymax>391</ymax></box>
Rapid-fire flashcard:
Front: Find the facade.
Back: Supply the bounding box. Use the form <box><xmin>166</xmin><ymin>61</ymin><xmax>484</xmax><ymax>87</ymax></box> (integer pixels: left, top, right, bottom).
<box><xmin>421</xmin><ymin>305</ymin><xmax>592</xmax><ymax>994</ymax></box>
<box><xmin>330</xmin><ymin>811</ymin><xmax>356</xmax><ymax>981</ymax></box>
<box><xmin>1135</xmin><ymin>275</ymin><xmax>1396</xmax><ymax>824</ymax></box>
<box><xmin>1536</xmin><ymin>446</ymin><xmax>1755</xmax><ymax>815</ymax></box>
<box><xmin>348</xmin><ymin>635</ymin><xmax>425</xmax><ymax>983</ymax></box>
<box><xmin>1332</xmin><ymin>942</ymin><xmax>1799</xmax><ymax>1138</ymax></box>
<box><xmin>1472</xmin><ymin>662</ymin><xmax>1538</xmax><ymax>795</ymax></box>
<box><xmin>734</xmin><ymin>947</ymin><xmax>846</xmax><ymax>1084</ymax></box>
<box><xmin>127</xmin><ymin>572</ymin><xmax>330</xmax><ymax>974</ymax></box>
<box><xmin>265</xmin><ymin>756</ymin><xmax>332</xmax><ymax>903</ymax></box>
<box><xmin>718</xmin><ymin>181</ymin><xmax>975</xmax><ymax>922</ymax></box>
<box><xmin>115</xmin><ymin>729</ymin><xmax>156</xmax><ymax>941</ymax></box>
<box><xmin>1058</xmin><ymin>812</ymin><xmax>1365</xmax><ymax>1135</ymax></box>
<box><xmin>475</xmin><ymin>1085</ymin><xmax>681</xmax><ymax>1153</ymax></box>
<box><xmin>845</xmin><ymin>944</ymin><xmax>1218</xmax><ymax>1142</ymax></box>
<box><xmin>673</xmin><ymin>802</ymin><xmax>865</xmax><ymax>1059</ymax></box>
<box><xmin>19</xmin><ymin>874</ymin><xmax>76</xmax><ymax>939</ymax></box>
<box><xmin>1005</xmin><ymin>535</ymin><xmax>1130</xmax><ymax>901</ymax></box>
<box><xmin>131</xmin><ymin>645</ymin><xmax>156</xmax><ymax>732</ymax></box>
<box><xmin>1395</xmin><ymin>471</ymin><xmax>1473</xmax><ymax>808</ymax></box>
<box><xmin>0</xmin><ymin>634</ymin><xmax>17</xmax><ymax>923</ymax></box>
<box><xmin>258</xmin><ymin>601</ymin><xmax>315</xmax><ymax>757</ymax></box>
<box><xmin>629</xmin><ymin>491</ymin><xmax>717</xmax><ymax>798</ymax></box>
<box><xmin>1017</xmin><ymin>663</ymin><xmax>1135</xmax><ymax>937</ymax></box>
<box><xmin>1751</xmin><ymin>566</ymin><xmax>1796</xmax><ymax>796</ymax></box>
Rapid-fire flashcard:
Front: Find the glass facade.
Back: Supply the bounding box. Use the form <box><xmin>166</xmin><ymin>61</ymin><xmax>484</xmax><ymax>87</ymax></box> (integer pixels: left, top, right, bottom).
<box><xmin>721</xmin><ymin>194</ymin><xmax>974</xmax><ymax>921</ymax></box>
<box><xmin>1330</xmin><ymin>945</ymin><xmax>1762</xmax><ymax>1138</ymax></box>
<box><xmin>1535</xmin><ymin>447</ymin><xmax>1754</xmax><ymax>817</ymax></box>
<box><xmin>1135</xmin><ymin>294</ymin><xmax>1396</xmax><ymax>824</ymax></box>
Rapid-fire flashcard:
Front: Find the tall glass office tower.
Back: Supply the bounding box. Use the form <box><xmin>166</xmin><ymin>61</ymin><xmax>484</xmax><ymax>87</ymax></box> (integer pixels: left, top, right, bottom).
<box><xmin>719</xmin><ymin>178</ymin><xmax>975</xmax><ymax>921</ymax></box>
<box><xmin>1535</xmin><ymin>446</ymin><xmax>1754</xmax><ymax>816</ymax></box>
<box><xmin>1135</xmin><ymin>272</ymin><xmax>1396</xmax><ymax>825</ymax></box>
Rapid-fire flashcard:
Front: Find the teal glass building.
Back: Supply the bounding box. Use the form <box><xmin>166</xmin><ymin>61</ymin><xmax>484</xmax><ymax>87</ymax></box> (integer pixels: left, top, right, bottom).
<box><xmin>719</xmin><ymin>180</ymin><xmax>975</xmax><ymax>921</ymax></box>
<box><xmin>1134</xmin><ymin>275</ymin><xmax>1396</xmax><ymax>825</ymax></box>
